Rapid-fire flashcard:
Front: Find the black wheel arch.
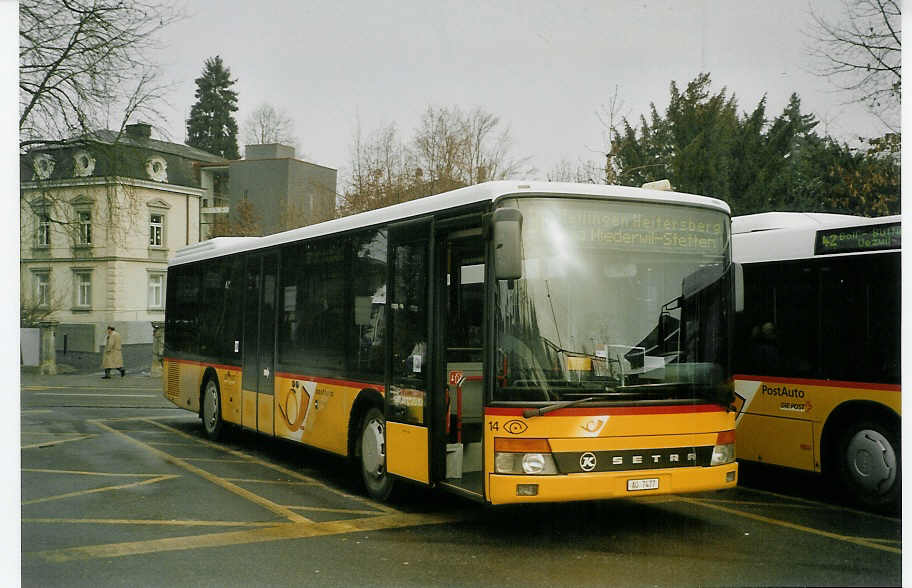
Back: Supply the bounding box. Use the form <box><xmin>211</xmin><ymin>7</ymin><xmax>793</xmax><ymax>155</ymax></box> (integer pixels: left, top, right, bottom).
<box><xmin>198</xmin><ymin>366</ymin><xmax>220</xmax><ymax>418</ymax></box>
<box><xmin>348</xmin><ymin>388</ymin><xmax>384</xmax><ymax>459</ymax></box>
<box><xmin>820</xmin><ymin>400</ymin><xmax>900</xmax><ymax>473</ymax></box>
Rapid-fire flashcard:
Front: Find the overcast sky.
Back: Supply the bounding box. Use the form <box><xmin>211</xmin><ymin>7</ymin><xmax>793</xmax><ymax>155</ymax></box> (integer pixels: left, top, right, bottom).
<box><xmin>150</xmin><ymin>0</ymin><xmax>892</xmax><ymax>180</ymax></box>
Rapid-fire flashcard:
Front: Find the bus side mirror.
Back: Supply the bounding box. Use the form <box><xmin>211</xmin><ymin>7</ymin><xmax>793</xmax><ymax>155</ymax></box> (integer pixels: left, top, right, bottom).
<box><xmin>733</xmin><ymin>263</ymin><xmax>744</xmax><ymax>313</ymax></box>
<box><xmin>492</xmin><ymin>208</ymin><xmax>523</xmax><ymax>280</ymax></box>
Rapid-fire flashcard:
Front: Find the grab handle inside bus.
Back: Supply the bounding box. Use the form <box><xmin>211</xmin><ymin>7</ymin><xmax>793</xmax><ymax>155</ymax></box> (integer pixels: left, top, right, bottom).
<box><xmin>733</xmin><ymin>262</ymin><xmax>744</xmax><ymax>313</ymax></box>
<box><xmin>492</xmin><ymin>208</ymin><xmax>523</xmax><ymax>280</ymax></box>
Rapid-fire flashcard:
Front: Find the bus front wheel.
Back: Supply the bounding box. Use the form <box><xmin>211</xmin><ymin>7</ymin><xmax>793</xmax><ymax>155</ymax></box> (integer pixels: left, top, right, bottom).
<box><xmin>360</xmin><ymin>407</ymin><xmax>394</xmax><ymax>501</ymax></box>
<box><xmin>201</xmin><ymin>376</ymin><xmax>224</xmax><ymax>441</ymax></box>
<box><xmin>836</xmin><ymin>419</ymin><xmax>900</xmax><ymax>512</ymax></box>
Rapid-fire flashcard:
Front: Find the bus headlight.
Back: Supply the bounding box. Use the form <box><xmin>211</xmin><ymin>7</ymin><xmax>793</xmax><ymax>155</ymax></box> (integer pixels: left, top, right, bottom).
<box><xmin>494</xmin><ymin>452</ymin><xmax>558</xmax><ymax>475</ymax></box>
<box><xmin>710</xmin><ymin>430</ymin><xmax>736</xmax><ymax>466</ymax></box>
<box><xmin>493</xmin><ymin>438</ymin><xmax>558</xmax><ymax>475</ymax></box>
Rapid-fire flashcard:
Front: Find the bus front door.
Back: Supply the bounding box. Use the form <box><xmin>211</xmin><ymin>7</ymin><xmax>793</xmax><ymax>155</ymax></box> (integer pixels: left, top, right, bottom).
<box><xmin>241</xmin><ymin>252</ymin><xmax>278</xmax><ymax>435</ymax></box>
<box><xmin>385</xmin><ymin>220</ymin><xmax>432</xmax><ymax>484</ymax></box>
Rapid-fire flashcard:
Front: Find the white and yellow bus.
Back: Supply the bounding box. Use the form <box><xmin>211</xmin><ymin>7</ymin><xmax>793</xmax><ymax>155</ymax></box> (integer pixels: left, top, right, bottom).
<box><xmin>732</xmin><ymin>212</ymin><xmax>901</xmax><ymax>511</ymax></box>
<box><xmin>163</xmin><ymin>181</ymin><xmax>738</xmax><ymax>504</ymax></box>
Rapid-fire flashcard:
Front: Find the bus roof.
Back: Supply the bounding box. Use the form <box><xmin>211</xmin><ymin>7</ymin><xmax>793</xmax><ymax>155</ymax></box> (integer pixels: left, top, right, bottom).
<box><xmin>732</xmin><ymin>212</ymin><xmax>901</xmax><ymax>263</ymax></box>
<box><xmin>172</xmin><ymin>180</ymin><xmax>731</xmax><ymax>266</ymax></box>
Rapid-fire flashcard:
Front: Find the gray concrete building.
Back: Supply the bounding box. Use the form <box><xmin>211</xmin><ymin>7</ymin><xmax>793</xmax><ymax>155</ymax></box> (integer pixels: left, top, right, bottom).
<box><xmin>200</xmin><ymin>144</ymin><xmax>337</xmax><ymax>238</ymax></box>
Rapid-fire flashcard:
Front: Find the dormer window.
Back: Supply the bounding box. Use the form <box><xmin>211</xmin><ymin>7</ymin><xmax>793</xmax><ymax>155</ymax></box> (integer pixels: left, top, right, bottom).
<box><xmin>73</xmin><ymin>150</ymin><xmax>96</xmax><ymax>177</ymax></box>
<box><xmin>145</xmin><ymin>156</ymin><xmax>168</xmax><ymax>182</ymax></box>
<box><xmin>32</xmin><ymin>153</ymin><xmax>55</xmax><ymax>180</ymax></box>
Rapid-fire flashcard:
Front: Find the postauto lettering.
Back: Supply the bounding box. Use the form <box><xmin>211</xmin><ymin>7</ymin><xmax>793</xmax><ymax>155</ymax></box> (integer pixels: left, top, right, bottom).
<box><xmin>761</xmin><ymin>383</ymin><xmax>805</xmax><ymax>398</ymax></box>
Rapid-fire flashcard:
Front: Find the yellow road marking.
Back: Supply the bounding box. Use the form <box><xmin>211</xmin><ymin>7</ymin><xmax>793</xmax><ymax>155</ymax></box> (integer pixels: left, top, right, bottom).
<box><xmin>22</xmin><ymin>432</ymin><xmax>87</xmax><ymax>435</ymax></box>
<box><xmin>695</xmin><ymin>497</ymin><xmax>832</xmax><ymax>509</ymax></box>
<box><xmin>180</xmin><ymin>458</ymin><xmax>251</xmax><ymax>463</ymax></box>
<box><xmin>854</xmin><ymin>537</ymin><xmax>902</xmax><ymax>545</ymax></box>
<box><xmin>91</xmin><ymin>419</ymin><xmax>313</xmax><ymax>524</ymax></box>
<box><xmin>21</xmin><ymin>434</ymin><xmax>96</xmax><ymax>449</ymax></box>
<box><xmin>142</xmin><ymin>419</ymin><xmax>400</xmax><ymax>515</ymax></box>
<box><xmin>223</xmin><ymin>478</ymin><xmax>320</xmax><ymax>486</ymax></box>
<box><xmin>33</xmin><ymin>393</ymin><xmax>155</xmax><ymax>397</ymax></box>
<box><xmin>24</xmin><ymin>386</ymin><xmax>160</xmax><ymax>391</ymax></box>
<box><xmin>145</xmin><ymin>441</ymin><xmax>201</xmax><ymax>447</ymax></box>
<box><xmin>23</xmin><ymin>468</ymin><xmax>167</xmax><ymax>478</ymax></box>
<box><xmin>23</xmin><ymin>518</ymin><xmax>285</xmax><ymax>528</ymax></box>
<box><xmin>23</xmin><ymin>475</ymin><xmax>178</xmax><ymax>505</ymax></box>
<box><xmin>34</xmin><ymin>511</ymin><xmax>471</xmax><ymax>562</ymax></box>
<box><xmin>737</xmin><ymin>486</ymin><xmax>901</xmax><ymax>522</ymax></box>
<box><xmin>22</xmin><ymin>409</ymin><xmax>53</xmax><ymax>413</ymax></box>
<box><xmin>282</xmin><ymin>505</ymin><xmax>381</xmax><ymax>515</ymax></box>
<box><xmin>677</xmin><ymin>496</ymin><xmax>901</xmax><ymax>555</ymax></box>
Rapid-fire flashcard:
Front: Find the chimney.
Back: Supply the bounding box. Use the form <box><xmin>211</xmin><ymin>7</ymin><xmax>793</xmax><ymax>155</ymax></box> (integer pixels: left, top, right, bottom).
<box><xmin>244</xmin><ymin>143</ymin><xmax>295</xmax><ymax>160</ymax></box>
<box><xmin>125</xmin><ymin>123</ymin><xmax>152</xmax><ymax>139</ymax></box>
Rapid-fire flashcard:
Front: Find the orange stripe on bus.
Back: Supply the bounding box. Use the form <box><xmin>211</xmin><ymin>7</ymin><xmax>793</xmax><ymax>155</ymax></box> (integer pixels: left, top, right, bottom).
<box><xmin>485</xmin><ymin>404</ymin><xmax>724</xmax><ymax>417</ymax></box>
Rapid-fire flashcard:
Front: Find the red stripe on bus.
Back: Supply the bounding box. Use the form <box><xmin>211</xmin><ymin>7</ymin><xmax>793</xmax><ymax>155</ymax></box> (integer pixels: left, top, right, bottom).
<box><xmin>274</xmin><ymin>372</ymin><xmax>384</xmax><ymax>392</ymax></box>
<box><xmin>165</xmin><ymin>357</ymin><xmax>241</xmax><ymax>372</ymax></box>
<box><xmin>485</xmin><ymin>404</ymin><xmax>724</xmax><ymax>417</ymax></box>
<box><xmin>733</xmin><ymin>374</ymin><xmax>900</xmax><ymax>392</ymax></box>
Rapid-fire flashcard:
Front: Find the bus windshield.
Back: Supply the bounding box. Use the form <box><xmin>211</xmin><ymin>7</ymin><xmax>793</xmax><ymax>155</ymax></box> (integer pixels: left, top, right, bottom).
<box><xmin>494</xmin><ymin>197</ymin><xmax>733</xmax><ymax>407</ymax></box>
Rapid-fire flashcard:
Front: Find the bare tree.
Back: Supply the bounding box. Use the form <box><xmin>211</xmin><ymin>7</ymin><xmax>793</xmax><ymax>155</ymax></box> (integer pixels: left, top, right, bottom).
<box><xmin>342</xmin><ymin>106</ymin><xmax>532</xmax><ymax>215</ymax></box>
<box><xmin>340</xmin><ymin>121</ymin><xmax>416</xmax><ymax>215</ymax></box>
<box><xmin>807</xmin><ymin>0</ymin><xmax>901</xmax><ymax>130</ymax></box>
<box><xmin>242</xmin><ymin>103</ymin><xmax>299</xmax><ymax>150</ymax></box>
<box><xmin>19</xmin><ymin>0</ymin><xmax>183</xmax><ymax>148</ymax></box>
<box><xmin>210</xmin><ymin>199</ymin><xmax>262</xmax><ymax>237</ymax></box>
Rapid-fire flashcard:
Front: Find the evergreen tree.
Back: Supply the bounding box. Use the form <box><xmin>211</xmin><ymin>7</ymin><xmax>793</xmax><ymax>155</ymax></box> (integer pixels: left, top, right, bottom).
<box><xmin>608</xmin><ymin>73</ymin><xmax>898</xmax><ymax>216</ymax></box>
<box><xmin>186</xmin><ymin>56</ymin><xmax>240</xmax><ymax>159</ymax></box>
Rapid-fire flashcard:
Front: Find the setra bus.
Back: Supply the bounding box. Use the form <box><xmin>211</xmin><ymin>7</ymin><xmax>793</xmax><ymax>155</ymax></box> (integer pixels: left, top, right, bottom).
<box><xmin>163</xmin><ymin>181</ymin><xmax>739</xmax><ymax>504</ymax></box>
<box><xmin>731</xmin><ymin>212</ymin><xmax>901</xmax><ymax>511</ymax></box>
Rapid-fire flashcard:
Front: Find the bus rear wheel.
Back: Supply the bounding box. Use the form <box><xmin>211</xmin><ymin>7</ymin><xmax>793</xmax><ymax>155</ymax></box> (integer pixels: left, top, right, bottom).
<box><xmin>836</xmin><ymin>419</ymin><xmax>900</xmax><ymax>512</ymax></box>
<box><xmin>201</xmin><ymin>377</ymin><xmax>223</xmax><ymax>441</ymax></box>
<box><xmin>360</xmin><ymin>407</ymin><xmax>394</xmax><ymax>501</ymax></box>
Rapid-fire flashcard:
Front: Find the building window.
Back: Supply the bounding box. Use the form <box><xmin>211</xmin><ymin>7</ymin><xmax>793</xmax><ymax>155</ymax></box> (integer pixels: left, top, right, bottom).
<box><xmin>37</xmin><ymin>213</ymin><xmax>51</xmax><ymax>247</ymax></box>
<box><xmin>74</xmin><ymin>271</ymin><xmax>92</xmax><ymax>308</ymax></box>
<box><xmin>33</xmin><ymin>272</ymin><xmax>49</xmax><ymax>307</ymax></box>
<box><xmin>148</xmin><ymin>273</ymin><xmax>164</xmax><ymax>309</ymax></box>
<box><xmin>150</xmin><ymin>213</ymin><xmax>164</xmax><ymax>247</ymax></box>
<box><xmin>78</xmin><ymin>211</ymin><xmax>92</xmax><ymax>245</ymax></box>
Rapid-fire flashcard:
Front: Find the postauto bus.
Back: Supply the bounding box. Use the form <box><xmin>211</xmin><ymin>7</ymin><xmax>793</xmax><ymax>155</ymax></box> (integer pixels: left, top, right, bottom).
<box><xmin>163</xmin><ymin>181</ymin><xmax>738</xmax><ymax>504</ymax></box>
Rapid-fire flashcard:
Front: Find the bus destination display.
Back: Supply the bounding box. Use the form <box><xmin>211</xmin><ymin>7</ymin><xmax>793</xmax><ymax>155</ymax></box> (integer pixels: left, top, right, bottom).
<box><xmin>814</xmin><ymin>222</ymin><xmax>900</xmax><ymax>255</ymax></box>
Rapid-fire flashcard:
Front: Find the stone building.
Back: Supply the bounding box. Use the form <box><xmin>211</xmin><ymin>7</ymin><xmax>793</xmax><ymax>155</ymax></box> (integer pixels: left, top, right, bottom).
<box><xmin>19</xmin><ymin>123</ymin><xmax>226</xmax><ymax>352</ymax></box>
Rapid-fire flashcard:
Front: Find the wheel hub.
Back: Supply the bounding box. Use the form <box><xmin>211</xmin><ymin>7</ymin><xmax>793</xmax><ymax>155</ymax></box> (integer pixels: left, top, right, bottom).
<box><xmin>361</xmin><ymin>418</ymin><xmax>385</xmax><ymax>478</ymax></box>
<box><xmin>847</xmin><ymin>429</ymin><xmax>896</xmax><ymax>494</ymax></box>
<box><xmin>204</xmin><ymin>385</ymin><xmax>218</xmax><ymax>430</ymax></box>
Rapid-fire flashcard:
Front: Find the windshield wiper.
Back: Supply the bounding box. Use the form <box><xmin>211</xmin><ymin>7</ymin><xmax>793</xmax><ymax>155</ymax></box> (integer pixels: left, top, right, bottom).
<box><xmin>523</xmin><ymin>396</ymin><xmax>596</xmax><ymax>419</ymax></box>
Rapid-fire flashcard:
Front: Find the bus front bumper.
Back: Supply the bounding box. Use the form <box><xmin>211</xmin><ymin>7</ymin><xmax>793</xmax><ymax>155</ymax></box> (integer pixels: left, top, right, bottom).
<box><xmin>488</xmin><ymin>463</ymin><xmax>738</xmax><ymax>505</ymax></box>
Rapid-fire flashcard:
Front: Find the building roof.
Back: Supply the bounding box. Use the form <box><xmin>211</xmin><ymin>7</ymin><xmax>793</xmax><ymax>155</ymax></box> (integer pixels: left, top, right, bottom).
<box><xmin>80</xmin><ymin>129</ymin><xmax>227</xmax><ymax>163</ymax></box>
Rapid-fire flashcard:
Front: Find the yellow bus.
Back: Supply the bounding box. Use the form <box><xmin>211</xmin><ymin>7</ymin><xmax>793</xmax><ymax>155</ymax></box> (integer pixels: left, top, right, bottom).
<box><xmin>732</xmin><ymin>212</ymin><xmax>901</xmax><ymax>512</ymax></box>
<box><xmin>163</xmin><ymin>181</ymin><xmax>738</xmax><ymax>504</ymax></box>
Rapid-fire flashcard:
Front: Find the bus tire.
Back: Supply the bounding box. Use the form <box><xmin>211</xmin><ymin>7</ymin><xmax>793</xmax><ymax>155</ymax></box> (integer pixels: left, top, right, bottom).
<box><xmin>359</xmin><ymin>407</ymin><xmax>394</xmax><ymax>501</ymax></box>
<box><xmin>201</xmin><ymin>376</ymin><xmax>224</xmax><ymax>441</ymax></box>
<box><xmin>836</xmin><ymin>418</ymin><xmax>900</xmax><ymax>512</ymax></box>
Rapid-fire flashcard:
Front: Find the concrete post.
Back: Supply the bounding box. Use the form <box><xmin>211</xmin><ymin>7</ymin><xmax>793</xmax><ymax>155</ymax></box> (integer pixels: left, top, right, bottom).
<box><xmin>150</xmin><ymin>321</ymin><xmax>164</xmax><ymax>377</ymax></box>
<box><xmin>38</xmin><ymin>320</ymin><xmax>59</xmax><ymax>375</ymax></box>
